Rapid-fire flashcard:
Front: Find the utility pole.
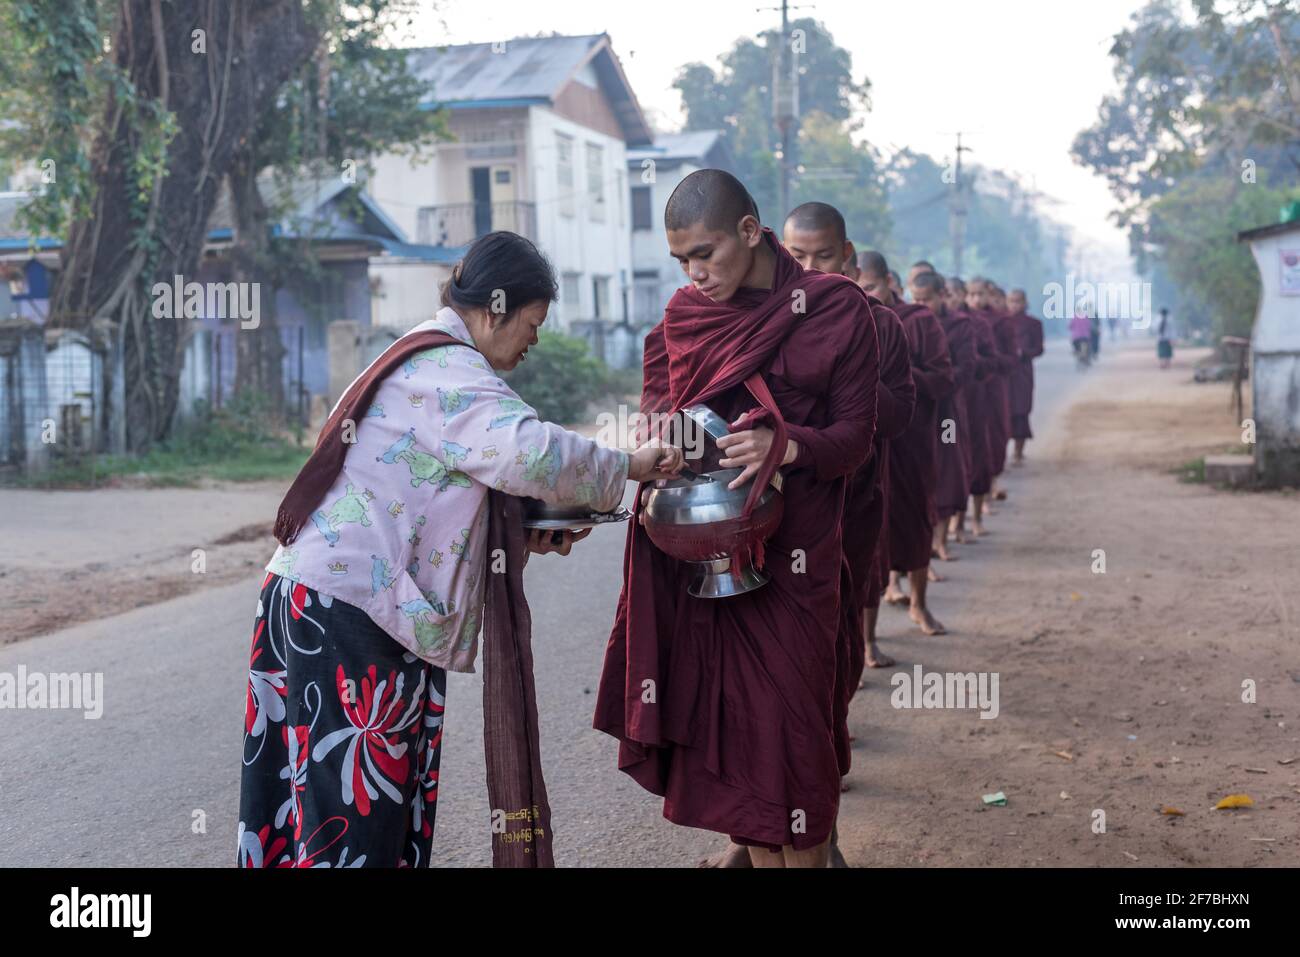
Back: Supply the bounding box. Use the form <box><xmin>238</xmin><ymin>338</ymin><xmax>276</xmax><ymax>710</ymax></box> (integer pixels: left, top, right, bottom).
<box><xmin>949</xmin><ymin>131</ymin><xmax>974</xmax><ymax>276</ymax></box>
<box><xmin>762</xmin><ymin>0</ymin><xmax>809</xmax><ymax>219</ymax></box>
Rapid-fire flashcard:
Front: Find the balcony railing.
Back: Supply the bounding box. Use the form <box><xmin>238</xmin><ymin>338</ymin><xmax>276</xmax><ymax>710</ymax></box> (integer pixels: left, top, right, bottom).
<box><xmin>416</xmin><ymin>201</ymin><xmax>537</xmax><ymax>247</ymax></box>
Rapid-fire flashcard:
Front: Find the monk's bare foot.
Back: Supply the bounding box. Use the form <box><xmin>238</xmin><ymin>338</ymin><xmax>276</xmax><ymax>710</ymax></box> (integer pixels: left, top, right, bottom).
<box><xmin>909</xmin><ymin>606</ymin><xmax>947</xmax><ymax>635</ymax></box>
<box><xmin>841</xmin><ymin>778</ymin><xmax>852</xmax><ymax>792</ymax></box>
<box><xmin>883</xmin><ymin>587</ymin><xmax>908</xmax><ymax>606</ymax></box>
<box><xmin>866</xmin><ymin>643</ymin><xmax>894</xmax><ymax>668</ymax></box>
<box><xmin>951</xmin><ymin>526</ymin><xmax>969</xmax><ymax>544</ymax></box>
<box><xmin>994</xmin><ymin>489</ymin><xmax>1008</xmax><ymax>501</ymax></box>
<box><xmin>934</xmin><ymin>543</ymin><xmax>958</xmax><ymax>561</ymax></box>
<box><xmin>698</xmin><ymin>841</ymin><xmax>753</xmax><ymax>868</ymax></box>
<box><xmin>927</xmin><ymin>566</ymin><xmax>945</xmax><ymax>583</ymax></box>
<box><xmin>970</xmin><ymin>520</ymin><xmax>986</xmax><ymax>538</ymax></box>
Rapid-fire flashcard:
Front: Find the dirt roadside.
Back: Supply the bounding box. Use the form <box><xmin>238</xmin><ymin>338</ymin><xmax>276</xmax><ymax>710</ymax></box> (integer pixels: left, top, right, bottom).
<box><xmin>838</xmin><ymin>342</ymin><xmax>1300</xmax><ymax>867</ymax></box>
<box><xmin>0</xmin><ymin>482</ymin><xmax>284</xmax><ymax>643</ymax></box>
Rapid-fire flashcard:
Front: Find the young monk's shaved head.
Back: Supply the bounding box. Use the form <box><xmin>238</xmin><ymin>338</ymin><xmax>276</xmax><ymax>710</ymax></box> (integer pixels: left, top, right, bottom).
<box><xmin>782</xmin><ymin>201</ymin><xmax>855</xmax><ymax>275</ymax></box>
<box><xmin>665</xmin><ymin>169</ymin><xmax>771</xmax><ymax>303</ymax></box>
<box><xmin>665</xmin><ymin>168</ymin><xmax>760</xmax><ymax>233</ymax></box>
<box><xmin>855</xmin><ymin>250</ymin><xmax>894</xmax><ymax>304</ymax></box>
<box><xmin>909</xmin><ymin>270</ymin><xmax>946</xmax><ymax>312</ymax></box>
<box><xmin>784</xmin><ymin>202</ymin><xmax>847</xmax><ymax>245</ymax></box>
<box><xmin>1008</xmin><ymin>288</ymin><xmax>1028</xmax><ymax>313</ymax></box>
<box><xmin>908</xmin><ymin>260</ymin><xmax>936</xmax><ymax>285</ymax></box>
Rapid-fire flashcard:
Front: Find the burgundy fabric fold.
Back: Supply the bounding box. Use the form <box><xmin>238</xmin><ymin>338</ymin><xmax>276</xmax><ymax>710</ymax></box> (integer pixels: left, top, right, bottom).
<box><xmin>273</xmin><ymin>328</ymin><xmax>552</xmax><ymax>868</ymax></box>
<box><xmin>888</xmin><ymin>302</ymin><xmax>955</xmax><ymax>573</ymax></box>
<box><xmin>935</xmin><ymin>306</ymin><xmax>977</xmax><ymax>519</ymax></box>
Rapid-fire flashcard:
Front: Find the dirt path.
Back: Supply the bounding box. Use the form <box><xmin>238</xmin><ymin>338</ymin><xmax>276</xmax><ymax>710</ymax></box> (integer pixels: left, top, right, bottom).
<box><xmin>837</xmin><ymin>341</ymin><xmax>1299</xmax><ymax>867</ymax></box>
<box><xmin>0</xmin><ymin>482</ymin><xmax>284</xmax><ymax>643</ymax></box>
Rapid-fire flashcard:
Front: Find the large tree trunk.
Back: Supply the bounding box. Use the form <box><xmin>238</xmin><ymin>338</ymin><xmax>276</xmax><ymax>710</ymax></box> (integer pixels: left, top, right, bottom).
<box><xmin>49</xmin><ymin>0</ymin><xmax>320</xmax><ymax>451</ymax></box>
<box><xmin>228</xmin><ymin>146</ymin><xmax>285</xmax><ymax>413</ymax></box>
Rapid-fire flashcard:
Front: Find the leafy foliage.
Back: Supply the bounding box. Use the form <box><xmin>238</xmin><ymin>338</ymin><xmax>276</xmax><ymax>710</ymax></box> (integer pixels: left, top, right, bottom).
<box><xmin>502</xmin><ymin>331</ymin><xmax>618</xmax><ymax>425</ymax></box>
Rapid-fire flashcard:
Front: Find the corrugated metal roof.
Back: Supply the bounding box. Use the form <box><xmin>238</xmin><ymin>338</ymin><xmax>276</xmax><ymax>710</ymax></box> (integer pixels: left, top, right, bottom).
<box><xmin>628</xmin><ymin>130</ymin><xmax>725</xmax><ymax>164</ymax></box>
<box><xmin>407</xmin><ymin>35</ymin><xmax>605</xmax><ymax>105</ymax></box>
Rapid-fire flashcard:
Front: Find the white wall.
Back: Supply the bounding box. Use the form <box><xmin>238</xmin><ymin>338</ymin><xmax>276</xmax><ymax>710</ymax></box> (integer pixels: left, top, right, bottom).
<box><xmin>629</xmin><ymin>159</ymin><xmax>699</xmax><ymax>327</ymax></box>
<box><xmin>369</xmin><ymin>260</ymin><xmax>453</xmax><ymax>332</ymax></box>
<box><xmin>527</xmin><ymin>106</ymin><xmax>631</xmax><ymax>332</ymax></box>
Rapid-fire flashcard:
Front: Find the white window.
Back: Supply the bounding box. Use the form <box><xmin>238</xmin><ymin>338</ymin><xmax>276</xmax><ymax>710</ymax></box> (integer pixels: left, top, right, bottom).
<box><xmin>592</xmin><ymin>275</ymin><xmax>610</xmax><ymax>319</ymax></box>
<box><xmin>556</xmin><ymin>133</ymin><xmax>575</xmax><ymax>218</ymax></box>
<box><xmin>586</xmin><ymin>142</ymin><xmax>605</xmax><ymax>222</ymax></box>
<box><xmin>561</xmin><ymin>272</ymin><xmax>582</xmax><ymax>316</ymax></box>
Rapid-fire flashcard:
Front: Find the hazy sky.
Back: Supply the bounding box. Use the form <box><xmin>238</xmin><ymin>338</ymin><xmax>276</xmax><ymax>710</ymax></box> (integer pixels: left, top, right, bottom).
<box><xmin>402</xmin><ymin>0</ymin><xmax>1173</xmax><ymax>271</ymax></box>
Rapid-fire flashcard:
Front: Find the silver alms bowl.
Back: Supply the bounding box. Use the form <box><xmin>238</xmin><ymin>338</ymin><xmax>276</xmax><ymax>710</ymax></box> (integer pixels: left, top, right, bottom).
<box><xmin>642</xmin><ymin>467</ymin><xmax>784</xmax><ymax>598</ymax></box>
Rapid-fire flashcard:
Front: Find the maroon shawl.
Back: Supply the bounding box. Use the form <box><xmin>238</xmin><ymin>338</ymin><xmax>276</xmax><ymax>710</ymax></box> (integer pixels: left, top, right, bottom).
<box><xmin>273</xmin><ymin>329</ymin><xmax>552</xmax><ymax>868</ymax></box>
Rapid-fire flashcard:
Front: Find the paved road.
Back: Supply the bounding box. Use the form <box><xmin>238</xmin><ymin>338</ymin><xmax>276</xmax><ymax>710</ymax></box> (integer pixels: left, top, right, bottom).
<box><xmin>0</xmin><ymin>337</ymin><xmax>1086</xmax><ymax>867</ymax></box>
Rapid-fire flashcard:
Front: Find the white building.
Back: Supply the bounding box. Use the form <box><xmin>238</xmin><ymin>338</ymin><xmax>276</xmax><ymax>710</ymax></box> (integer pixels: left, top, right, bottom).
<box><xmin>626</xmin><ymin>131</ymin><xmax>734</xmax><ymax>330</ymax></box>
<box><xmin>1239</xmin><ymin>217</ymin><xmax>1300</xmax><ymax>486</ymax></box>
<box><xmin>366</xmin><ymin>34</ymin><xmax>653</xmax><ymax>367</ymax></box>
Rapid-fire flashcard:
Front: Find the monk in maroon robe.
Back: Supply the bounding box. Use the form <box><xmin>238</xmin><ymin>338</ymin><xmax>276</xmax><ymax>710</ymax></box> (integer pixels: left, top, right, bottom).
<box><xmin>963</xmin><ymin>280</ymin><xmax>1002</xmax><ymax>538</ymax></box>
<box><xmin>910</xmin><ymin>271</ymin><xmax>977</xmax><ymax>563</ymax></box>
<box><xmin>984</xmin><ymin>283</ymin><xmax>1018</xmax><ymax>499</ymax></box>
<box><xmin>1006</xmin><ymin>288</ymin><xmax>1045</xmax><ymax>464</ymax></box>
<box><xmin>783</xmin><ymin>205</ymin><xmax>915</xmax><ymax>677</ymax></box>
<box><xmin>859</xmin><ymin>252</ymin><xmax>955</xmax><ymax>635</ymax></box>
<box><xmin>595</xmin><ymin>170</ymin><xmax>879</xmax><ymax>868</ymax></box>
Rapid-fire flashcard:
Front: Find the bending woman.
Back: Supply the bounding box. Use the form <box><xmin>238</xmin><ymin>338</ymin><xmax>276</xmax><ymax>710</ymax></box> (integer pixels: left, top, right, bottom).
<box><xmin>237</xmin><ymin>232</ymin><xmax>681</xmax><ymax>868</ymax></box>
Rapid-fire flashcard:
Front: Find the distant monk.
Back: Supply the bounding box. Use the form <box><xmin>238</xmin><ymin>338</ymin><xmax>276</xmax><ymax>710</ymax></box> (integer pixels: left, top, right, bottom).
<box><xmin>979</xmin><ymin>280</ymin><xmax>1016</xmax><ymax>504</ymax></box>
<box><xmin>782</xmin><ymin>203</ymin><xmax>914</xmax><ymax>872</ymax></box>
<box><xmin>957</xmin><ymin>278</ymin><xmax>999</xmax><ymax>540</ymax></box>
<box><xmin>784</xmin><ymin>206</ymin><xmax>915</xmax><ymax>674</ymax></box>
<box><xmin>908</xmin><ymin>260</ymin><xmax>936</xmax><ymax>286</ymax></box>
<box><xmin>888</xmin><ymin>270</ymin><xmax>905</xmax><ymax>301</ymax></box>
<box><xmin>596</xmin><ymin>170</ymin><xmax>880</xmax><ymax>868</ymax></box>
<box><xmin>910</xmin><ymin>271</ymin><xmax>976</xmax><ymax>562</ymax></box>
<box><xmin>1005</xmin><ymin>288</ymin><xmax>1045</xmax><ymax>464</ymax></box>
<box><xmin>860</xmin><ymin>251</ymin><xmax>954</xmax><ymax>635</ymax></box>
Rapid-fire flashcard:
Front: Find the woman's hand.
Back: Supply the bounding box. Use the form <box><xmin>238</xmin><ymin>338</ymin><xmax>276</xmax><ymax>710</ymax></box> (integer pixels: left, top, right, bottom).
<box><xmin>716</xmin><ymin>421</ymin><xmax>799</xmax><ymax>490</ymax></box>
<box><xmin>628</xmin><ymin>440</ymin><xmax>686</xmax><ymax>483</ymax></box>
<box><xmin>525</xmin><ymin>527</ymin><xmax>592</xmax><ymax>560</ymax></box>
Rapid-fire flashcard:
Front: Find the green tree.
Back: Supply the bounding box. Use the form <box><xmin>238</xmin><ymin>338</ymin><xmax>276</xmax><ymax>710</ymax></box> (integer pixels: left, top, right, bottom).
<box><xmin>672</xmin><ymin>18</ymin><xmax>871</xmax><ymax>220</ymax></box>
<box><xmin>227</xmin><ymin>0</ymin><xmax>446</xmax><ymax>411</ymax></box>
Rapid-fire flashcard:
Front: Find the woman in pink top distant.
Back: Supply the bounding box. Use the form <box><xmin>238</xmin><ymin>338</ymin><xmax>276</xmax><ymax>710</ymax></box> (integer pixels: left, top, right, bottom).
<box><xmin>1069</xmin><ymin>311</ymin><xmax>1092</xmax><ymax>367</ymax></box>
<box><xmin>237</xmin><ymin>232</ymin><xmax>682</xmax><ymax>868</ymax></box>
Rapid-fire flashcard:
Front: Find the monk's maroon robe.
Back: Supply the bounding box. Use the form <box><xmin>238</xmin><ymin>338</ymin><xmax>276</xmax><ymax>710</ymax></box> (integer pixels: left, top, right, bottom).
<box><xmin>986</xmin><ymin>309</ymin><xmax>1018</xmax><ymax>477</ymax></box>
<box><xmin>967</xmin><ymin>311</ymin><xmax>1000</xmax><ymax>497</ymax></box>
<box><xmin>886</xmin><ymin>302</ymin><xmax>955</xmax><ymax>573</ymax></box>
<box><xmin>935</xmin><ymin>306</ymin><xmax>977</xmax><ymax>521</ymax></box>
<box><xmin>595</xmin><ymin>230</ymin><xmax>879</xmax><ymax>850</ymax></box>
<box><xmin>843</xmin><ymin>302</ymin><xmax>915</xmax><ymax>612</ymax></box>
<box><xmin>1008</xmin><ymin>311</ymin><xmax>1045</xmax><ymax>440</ymax></box>
<box><xmin>833</xmin><ymin>302</ymin><xmax>913</xmax><ymax>774</ymax></box>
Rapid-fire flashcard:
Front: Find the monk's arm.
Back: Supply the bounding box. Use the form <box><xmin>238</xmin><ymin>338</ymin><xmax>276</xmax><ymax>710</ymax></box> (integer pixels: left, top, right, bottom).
<box><xmin>1024</xmin><ymin>318</ymin><xmax>1045</xmax><ymax>360</ymax></box>
<box><xmin>950</xmin><ymin>324</ymin><xmax>978</xmax><ymax>390</ymax></box>
<box><xmin>785</xmin><ymin>298</ymin><xmax>880</xmax><ymax>480</ymax></box>
<box><xmin>973</xmin><ymin>324</ymin><xmax>999</xmax><ymax>381</ymax></box>
<box><xmin>874</xmin><ymin>314</ymin><xmax>916</xmax><ymax>441</ymax></box>
<box><xmin>910</xmin><ymin>316</ymin><xmax>956</xmax><ymax>401</ymax></box>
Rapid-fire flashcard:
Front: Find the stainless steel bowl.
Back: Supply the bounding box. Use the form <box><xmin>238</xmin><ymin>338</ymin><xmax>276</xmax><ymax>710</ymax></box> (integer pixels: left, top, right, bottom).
<box><xmin>642</xmin><ymin>467</ymin><xmax>784</xmax><ymax>598</ymax></box>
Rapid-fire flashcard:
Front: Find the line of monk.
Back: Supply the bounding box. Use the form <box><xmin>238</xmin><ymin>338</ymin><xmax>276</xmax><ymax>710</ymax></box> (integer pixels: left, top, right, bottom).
<box><xmin>596</xmin><ymin>170</ymin><xmax>1042</xmax><ymax>867</ymax></box>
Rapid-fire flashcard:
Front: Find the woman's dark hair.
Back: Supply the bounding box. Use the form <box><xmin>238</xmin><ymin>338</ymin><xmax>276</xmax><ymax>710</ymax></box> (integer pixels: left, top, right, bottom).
<box><xmin>439</xmin><ymin>231</ymin><xmax>558</xmax><ymax>323</ymax></box>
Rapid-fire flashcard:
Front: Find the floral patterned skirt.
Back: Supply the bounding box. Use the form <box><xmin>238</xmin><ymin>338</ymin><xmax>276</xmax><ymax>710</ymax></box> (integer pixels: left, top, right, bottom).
<box><xmin>238</xmin><ymin>572</ymin><xmax>447</xmax><ymax>868</ymax></box>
